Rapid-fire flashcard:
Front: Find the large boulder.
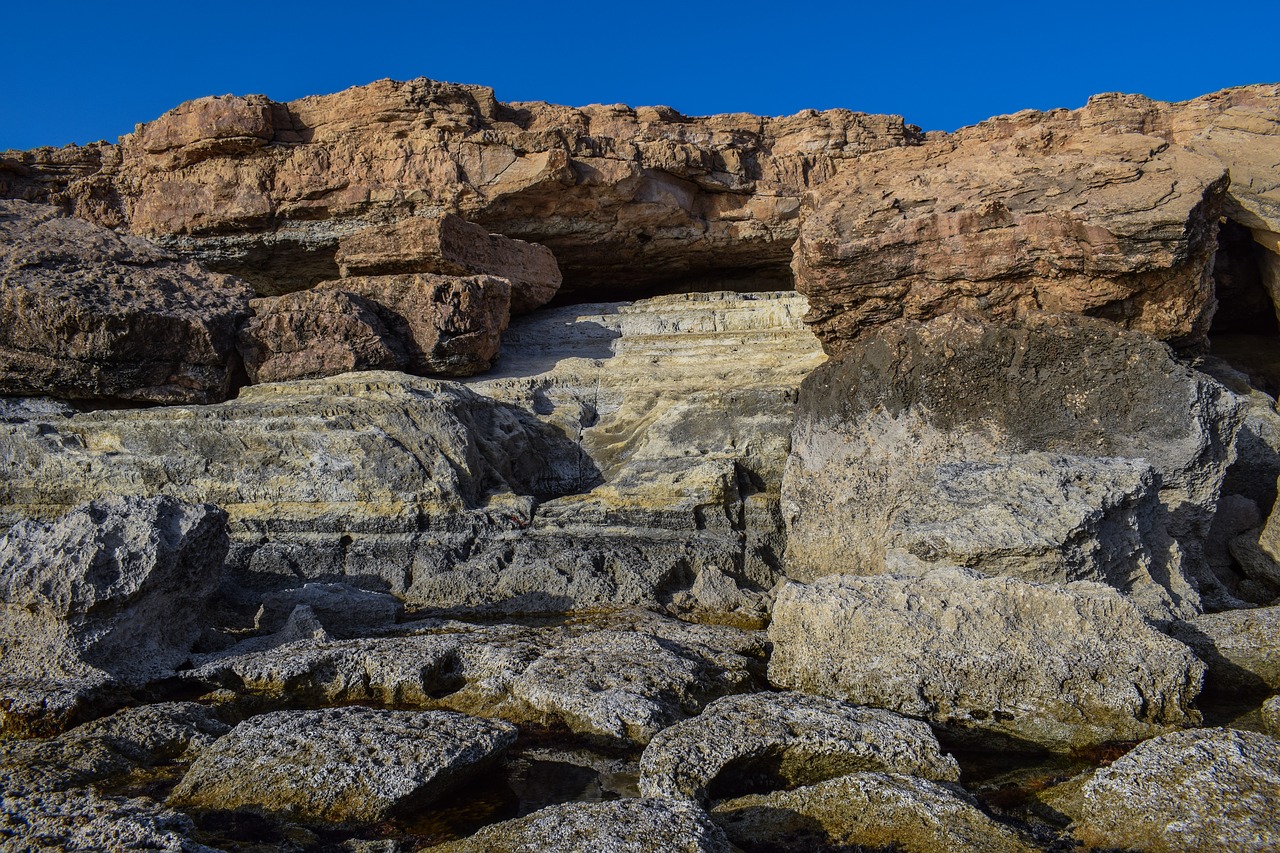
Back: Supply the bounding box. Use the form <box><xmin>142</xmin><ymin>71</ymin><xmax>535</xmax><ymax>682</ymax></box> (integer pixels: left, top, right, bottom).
<box><xmin>1073</xmin><ymin>728</ymin><xmax>1280</xmax><ymax>852</ymax></box>
<box><xmin>782</xmin><ymin>314</ymin><xmax>1242</xmax><ymax>617</ymax></box>
<box><xmin>335</xmin><ymin>213</ymin><xmax>561</xmax><ymax>313</ymax></box>
<box><xmin>638</xmin><ymin>692</ymin><xmax>959</xmax><ymax>803</ymax></box>
<box><xmin>768</xmin><ymin>569</ymin><xmax>1206</xmax><ymax>752</ymax></box>
<box><xmin>169</xmin><ymin>707</ymin><xmax>517</xmax><ymax>823</ymax></box>
<box><xmin>431</xmin><ymin>798</ymin><xmax>733</xmax><ymax>853</ymax></box>
<box><xmin>710</xmin><ymin>772</ymin><xmax>1038</xmax><ymax>853</ymax></box>
<box><xmin>1169</xmin><ymin>606</ymin><xmax>1280</xmax><ymax>693</ymax></box>
<box><xmin>0</xmin><ymin>200</ymin><xmax>254</xmax><ymax>404</ymax></box>
<box><xmin>0</xmin><ymin>496</ymin><xmax>228</xmax><ymax>735</ymax></box>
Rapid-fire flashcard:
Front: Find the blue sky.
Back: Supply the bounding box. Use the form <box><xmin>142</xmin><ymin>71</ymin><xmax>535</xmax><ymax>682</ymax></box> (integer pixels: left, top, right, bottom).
<box><xmin>3</xmin><ymin>1</ymin><xmax>1277</xmax><ymax>150</ymax></box>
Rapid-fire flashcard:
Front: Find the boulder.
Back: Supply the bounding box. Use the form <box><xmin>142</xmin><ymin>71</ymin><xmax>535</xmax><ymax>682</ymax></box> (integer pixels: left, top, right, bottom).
<box><xmin>0</xmin><ymin>496</ymin><xmax>228</xmax><ymax>735</ymax></box>
<box><xmin>169</xmin><ymin>707</ymin><xmax>517</xmax><ymax>823</ymax></box>
<box><xmin>335</xmin><ymin>213</ymin><xmax>561</xmax><ymax>313</ymax></box>
<box><xmin>1</xmin><ymin>788</ymin><xmax>217</xmax><ymax>853</ymax></box>
<box><xmin>1263</xmin><ymin>695</ymin><xmax>1280</xmax><ymax>738</ymax></box>
<box><xmin>782</xmin><ymin>314</ymin><xmax>1242</xmax><ymax>618</ymax></box>
<box><xmin>638</xmin><ymin>692</ymin><xmax>958</xmax><ymax>803</ymax></box>
<box><xmin>1169</xmin><ymin>606</ymin><xmax>1280</xmax><ymax>693</ymax></box>
<box><xmin>430</xmin><ymin>798</ymin><xmax>733</xmax><ymax>853</ymax></box>
<box><xmin>1073</xmin><ymin>728</ymin><xmax>1280</xmax><ymax>852</ymax></box>
<box><xmin>710</xmin><ymin>772</ymin><xmax>1038</xmax><ymax>853</ymax></box>
<box><xmin>768</xmin><ymin>569</ymin><xmax>1206</xmax><ymax>752</ymax></box>
<box><xmin>0</xmin><ymin>200</ymin><xmax>254</xmax><ymax>404</ymax></box>
<box><xmin>237</xmin><ymin>289</ymin><xmax>406</xmax><ymax>383</ymax></box>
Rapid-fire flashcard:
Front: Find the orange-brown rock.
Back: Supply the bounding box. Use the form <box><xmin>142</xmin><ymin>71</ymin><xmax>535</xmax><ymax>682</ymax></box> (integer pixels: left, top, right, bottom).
<box><xmin>335</xmin><ymin>213</ymin><xmax>561</xmax><ymax>313</ymax></box>
<box><xmin>237</xmin><ymin>290</ymin><xmax>406</xmax><ymax>383</ymax></box>
<box><xmin>0</xmin><ymin>199</ymin><xmax>254</xmax><ymax>404</ymax></box>
<box><xmin>314</xmin><ymin>273</ymin><xmax>511</xmax><ymax>376</ymax></box>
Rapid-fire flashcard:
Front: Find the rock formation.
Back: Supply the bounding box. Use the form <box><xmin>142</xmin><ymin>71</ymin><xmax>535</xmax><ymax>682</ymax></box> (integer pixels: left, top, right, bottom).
<box><xmin>2</xmin><ymin>77</ymin><xmax>1280</xmax><ymax>852</ymax></box>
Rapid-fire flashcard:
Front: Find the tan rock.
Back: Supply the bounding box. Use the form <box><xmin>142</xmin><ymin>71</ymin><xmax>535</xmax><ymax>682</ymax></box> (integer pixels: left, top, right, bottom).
<box><xmin>136</xmin><ymin>94</ymin><xmax>274</xmax><ymax>169</ymax></box>
<box><xmin>336</xmin><ymin>213</ymin><xmax>561</xmax><ymax>313</ymax></box>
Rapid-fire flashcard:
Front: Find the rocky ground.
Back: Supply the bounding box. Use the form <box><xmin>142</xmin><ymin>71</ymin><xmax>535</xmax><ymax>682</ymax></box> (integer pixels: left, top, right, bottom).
<box><xmin>1</xmin><ymin>78</ymin><xmax>1280</xmax><ymax>851</ymax></box>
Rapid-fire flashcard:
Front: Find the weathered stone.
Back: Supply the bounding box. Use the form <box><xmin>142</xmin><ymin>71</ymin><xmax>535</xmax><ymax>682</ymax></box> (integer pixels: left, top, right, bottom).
<box><xmin>638</xmin><ymin>692</ymin><xmax>958</xmax><ymax>803</ymax></box>
<box><xmin>1</xmin><ymin>788</ymin><xmax>218</xmax><ymax>853</ymax></box>
<box><xmin>711</xmin><ymin>772</ymin><xmax>1038</xmax><ymax>853</ymax></box>
<box><xmin>0</xmin><ymin>200</ymin><xmax>254</xmax><ymax>404</ymax></box>
<box><xmin>335</xmin><ymin>213</ymin><xmax>561</xmax><ymax>314</ymax></box>
<box><xmin>768</xmin><ymin>569</ymin><xmax>1206</xmax><ymax>752</ymax></box>
<box><xmin>315</xmin><ymin>274</ymin><xmax>510</xmax><ymax>376</ymax></box>
<box><xmin>136</xmin><ymin>94</ymin><xmax>274</xmax><ymax>169</ymax></box>
<box><xmin>1170</xmin><ymin>606</ymin><xmax>1280</xmax><ymax>693</ymax></box>
<box><xmin>0</xmin><ymin>496</ymin><xmax>228</xmax><ymax>735</ymax></box>
<box><xmin>1074</xmin><ymin>728</ymin><xmax>1280</xmax><ymax>852</ymax></box>
<box><xmin>254</xmin><ymin>583</ymin><xmax>402</xmax><ymax>638</ymax></box>
<box><xmin>430</xmin><ymin>798</ymin><xmax>733</xmax><ymax>853</ymax></box>
<box><xmin>783</xmin><ymin>315</ymin><xmax>1242</xmax><ymax>617</ymax></box>
<box><xmin>237</xmin><ymin>289</ymin><xmax>406</xmax><ymax>383</ymax></box>
<box><xmin>169</xmin><ymin>707</ymin><xmax>517</xmax><ymax>823</ymax></box>
<box><xmin>1263</xmin><ymin>695</ymin><xmax>1280</xmax><ymax>738</ymax></box>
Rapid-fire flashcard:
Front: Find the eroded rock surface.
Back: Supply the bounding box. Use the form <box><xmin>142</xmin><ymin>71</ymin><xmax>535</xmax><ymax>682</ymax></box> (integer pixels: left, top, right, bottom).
<box><xmin>768</xmin><ymin>569</ymin><xmax>1206</xmax><ymax>751</ymax></box>
<box><xmin>0</xmin><ymin>496</ymin><xmax>228</xmax><ymax>735</ymax></box>
<box><xmin>710</xmin><ymin>772</ymin><xmax>1038</xmax><ymax>853</ymax></box>
<box><xmin>169</xmin><ymin>707</ymin><xmax>517</xmax><ymax>823</ymax></box>
<box><xmin>638</xmin><ymin>692</ymin><xmax>958</xmax><ymax>803</ymax></box>
<box><xmin>783</xmin><ymin>314</ymin><xmax>1242</xmax><ymax>617</ymax></box>
<box><xmin>0</xmin><ymin>199</ymin><xmax>254</xmax><ymax>404</ymax></box>
<box><xmin>1074</xmin><ymin>728</ymin><xmax>1280</xmax><ymax>852</ymax></box>
<box><xmin>1170</xmin><ymin>606</ymin><xmax>1280</xmax><ymax>693</ymax></box>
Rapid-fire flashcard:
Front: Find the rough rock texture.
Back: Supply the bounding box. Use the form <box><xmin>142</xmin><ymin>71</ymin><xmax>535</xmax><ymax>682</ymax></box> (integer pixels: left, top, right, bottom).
<box><xmin>1</xmin><ymin>788</ymin><xmax>218</xmax><ymax>853</ymax></box>
<box><xmin>1074</xmin><ymin>728</ymin><xmax>1280</xmax><ymax>852</ymax></box>
<box><xmin>0</xmin><ymin>496</ymin><xmax>228</xmax><ymax>735</ymax></box>
<box><xmin>335</xmin><ymin>213</ymin><xmax>561</xmax><ymax>313</ymax></box>
<box><xmin>253</xmin><ymin>583</ymin><xmax>402</xmax><ymax>638</ymax></box>
<box><xmin>768</xmin><ymin>569</ymin><xmax>1206</xmax><ymax>751</ymax></box>
<box><xmin>239</xmin><ymin>272</ymin><xmax>511</xmax><ymax>382</ymax></box>
<box><xmin>1170</xmin><ymin>606</ymin><xmax>1280</xmax><ymax>693</ymax></box>
<box><xmin>431</xmin><ymin>798</ymin><xmax>733</xmax><ymax>853</ymax></box>
<box><xmin>0</xmin><ymin>80</ymin><xmax>922</xmax><ymax>298</ymax></box>
<box><xmin>638</xmin><ymin>692</ymin><xmax>959</xmax><ymax>803</ymax></box>
<box><xmin>1263</xmin><ymin>695</ymin><xmax>1280</xmax><ymax>737</ymax></box>
<box><xmin>710</xmin><ymin>772</ymin><xmax>1038</xmax><ymax>853</ymax></box>
<box><xmin>783</xmin><ymin>314</ymin><xmax>1242</xmax><ymax>617</ymax></box>
<box><xmin>0</xmin><ymin>199</ymin><xmax>254</xmax><ymax>404</ymax></box>
<box><xmin>169</xmin><ymin>707</ymin><xmax>517</xmax><ymax>823</ymax></box>
<box><xmin>0</xmin><ymin>374</ymin><xmax>600</xmax><ymax>608</ymax></box>
<box><xmin>186</xmin><ymin>612</ymin><xmax>766</xmax><ymax>747</ymax></box>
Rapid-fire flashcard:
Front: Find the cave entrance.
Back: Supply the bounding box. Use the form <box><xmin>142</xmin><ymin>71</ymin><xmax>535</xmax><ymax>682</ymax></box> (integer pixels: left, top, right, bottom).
<box><xmin>1208</xmin><ymin>217</ymin><xmax>1280</xmax><ymax>396</ymax></box>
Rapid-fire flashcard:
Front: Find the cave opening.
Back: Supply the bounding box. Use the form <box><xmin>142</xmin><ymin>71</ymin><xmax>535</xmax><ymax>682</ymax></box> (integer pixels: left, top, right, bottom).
<box><xmin>1208</xmin><ymin>217</ymin><xmax>1280</xmax><ymax>397</ymax></box>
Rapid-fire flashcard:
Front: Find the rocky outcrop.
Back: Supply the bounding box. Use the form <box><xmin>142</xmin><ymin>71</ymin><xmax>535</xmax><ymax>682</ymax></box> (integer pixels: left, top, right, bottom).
<box><xmin>169</xmin><ymin>707</ymin><xmax>517</xmax><ymax>823</ymax></box>
<box><xmin>335</xmin><ymin>213</ymin><xmax>561</xmax><ymax>313</ymax></box>
<box><xmin>1073</xmin><ymin>728</ymin><xmax>1280</xmax><ymax>852</ymax></box>
<box><xmin>710</xmin><ymin>773</ymin><xmax>1038</xmax><ymax>853</ymax></box>
<box><xmin>1263</xmin><ymin>695</ymin><xmax>1280</xmax><ymax>737</ymax></box>
<box><xmin>768</xmin><ymin>569</ymin><xmax>1206</xmax><ymax>751</ymax></box>
<box><xmin>431</xmin><ymin>798</ymin><xmax>733</xmax><ymax>853</ymax></box>
<box><xmin>638</xmin><ymin>692</ymin><xmax>959</xmax><ymax>803</ymax></box>
<box><xmin>782</xmin><ymin>314</ymin><xmax>1242</xmax><ymax>617</ymax></box>
<box><xmin>1170</xmin><ymin>606</ymin><xmax>1280</xmax><ymax>693</ymax></box>
<box><xmin>0</xmin><ymin>199</ymin><xmax>254</xmax><ymax>404</ymax></box>
<box><xmin>241</xmin><ymin>273</ymin><xmax>511</xmax><ymax>382</ymax></box>
<box><xmin>0</xmin><ymin>496</ymin><xmax>228</xmax><ymax>736</ymax></box>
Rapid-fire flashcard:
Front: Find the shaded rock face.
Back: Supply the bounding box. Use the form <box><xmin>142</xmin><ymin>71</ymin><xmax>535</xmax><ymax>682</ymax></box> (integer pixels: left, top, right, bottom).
<box><xmin>783</xmin><ymin>314</ymin><xmax>1242</xmax><ymax>617</ymax></box>
<box><xmin>1074</xmin><ymin>728</ymin><xmax>1280</xmax><ymax>852</ymax></box>
<box><xmin>0</xmin><ymin>199</ymin><xmax>254</xmax><ymax>404</ymax></box>
<box><xmin>335</xmin><ymin>213</ymin><xmax>561</xmax><ymax>314</ymax></box>
<box><xmin>638</xmin><ymin>692</ymin><xmax>959</xmax><ymax>804</ymax></box>
<box><xmin>0</xmin><ymin>496</ymin><xmax>228</xmax><ymax>735</ymax></box>
<box><xmin>1169</xmin><ymin>606</ymin><xmax>1280</xmax><ymax>694</ymax></box>
<box><xmin>768</xmin><ymin>569</ymin><xmax>1206</xmax><ymax>752</ymax></box>
<box><xmin>710</xmin><ymin>772</ymin><xmax>1039</xmax><ymax>853</ymax></box>
<box><xmin>169</xmin><ymin>706</ymin><xmax>518</xmax><ymax>824</ymax></box>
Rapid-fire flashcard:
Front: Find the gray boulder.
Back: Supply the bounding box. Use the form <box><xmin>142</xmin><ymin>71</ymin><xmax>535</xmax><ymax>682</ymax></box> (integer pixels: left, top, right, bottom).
<box><xmin>783</xmin><ymin>315</ymin><xmax>1242</xmax><ymax>618</ymax></box>
<box><xmin>0</xmin><ymin>496</ymin><xmax>228</xmax><ymax>735</ymax></box>
<box><xmin>430</xmin><ymin>798</ymin><xmax>732</xmax><ymax>853</ymax></box>
<box><xmin>1169</xmin><ymin>605</ymin><xmax>1280</xmax><ymax>693</ymax></box>
<box><xmin>768</xmin><ymin>569</ymin><xmax>1206</xmax><ymax>751</ymax></box>
<box><xmin>1</xmin><ymin>788</ymin><xmax>219</xmax><ymax>853</ymax></box>
<box><xmin>638</xmin><ymin>692</ymin><xmax>959</xmax><ymax>803</ymax></box>
<box><xmin>710</xmin><ymin>772</ymin><xmax>1038</xmax><ymax>853</ymax></box>
<box><xmin>169</xmin><ymin>706</ymin><xmax>517</xmax><ymax>823</ymax></box>
<box><xmin>1074</xmin><ymin>728</ymin><xmax>1280</xmax><ymax>852</ymax></box>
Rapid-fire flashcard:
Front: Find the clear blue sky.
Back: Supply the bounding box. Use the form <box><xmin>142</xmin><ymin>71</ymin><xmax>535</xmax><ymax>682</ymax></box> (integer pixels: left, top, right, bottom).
<box><xmin>3</xmin><ymin>1</ymin><xmax>1277</xmax><ymax>151</ymax></box>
